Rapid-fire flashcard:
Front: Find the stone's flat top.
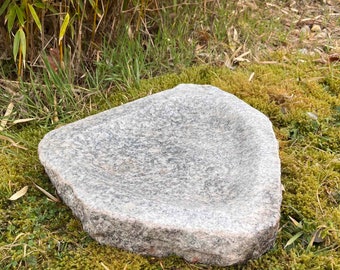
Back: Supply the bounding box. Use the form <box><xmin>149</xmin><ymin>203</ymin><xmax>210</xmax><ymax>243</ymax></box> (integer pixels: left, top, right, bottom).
<box><xmin>38</xmin><ymin>84</ymin><xmax>282</xmax><ymax>266</ymax></box>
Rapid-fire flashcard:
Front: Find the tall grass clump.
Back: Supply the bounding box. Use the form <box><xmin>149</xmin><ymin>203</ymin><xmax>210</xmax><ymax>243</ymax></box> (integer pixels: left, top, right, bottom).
<box><xmin>1</xmin><ymin>1</ymin><xmax>245</xmax><ymax>126</ymax></box>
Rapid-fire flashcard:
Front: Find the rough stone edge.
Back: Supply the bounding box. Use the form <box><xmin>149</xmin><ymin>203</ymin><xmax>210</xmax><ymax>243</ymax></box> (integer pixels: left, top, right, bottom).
<box><xmin>38</xmin><ymin>84</ymin><xmax>282</xmax><ymax>266</ymax></box>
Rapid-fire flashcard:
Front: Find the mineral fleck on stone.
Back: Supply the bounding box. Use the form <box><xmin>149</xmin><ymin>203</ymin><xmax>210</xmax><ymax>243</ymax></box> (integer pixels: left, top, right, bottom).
<box><xmin>38</xmin><ymin>84</ymin><xmax>282</xmax><ymax>266</ymax></box>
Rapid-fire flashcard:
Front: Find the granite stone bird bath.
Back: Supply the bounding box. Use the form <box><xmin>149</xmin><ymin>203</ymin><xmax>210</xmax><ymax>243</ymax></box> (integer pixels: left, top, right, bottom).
<box><xmin>38</xmin><ymin>84</ymin><xmax>282</xmax><ymax>266</ymax></box>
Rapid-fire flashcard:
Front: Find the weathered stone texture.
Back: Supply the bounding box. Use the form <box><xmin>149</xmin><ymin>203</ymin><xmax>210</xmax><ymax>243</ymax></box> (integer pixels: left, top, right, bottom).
<box><xmin>38</xmin><ymin>84</ymin><xmax>282</xmax><ymax>266</ymax></box>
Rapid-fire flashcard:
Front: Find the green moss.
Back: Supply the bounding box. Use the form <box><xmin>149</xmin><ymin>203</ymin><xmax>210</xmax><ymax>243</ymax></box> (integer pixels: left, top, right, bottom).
<box><xmin>1</xmin><ymin>60</ymin><xmax>340</xmax><ymax>269</ymax></box>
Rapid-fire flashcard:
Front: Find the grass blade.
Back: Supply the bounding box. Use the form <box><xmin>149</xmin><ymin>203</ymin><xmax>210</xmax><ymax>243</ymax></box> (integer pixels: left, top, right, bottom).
<box><xmin>0</xmin><ymin>134</ymin><xmax>28</xmax><ymax>150</ymax></box>
<box><xmin>284</xmin><ymin>231</ymin><xmax>304</xmax><ymax>249</ymax></box>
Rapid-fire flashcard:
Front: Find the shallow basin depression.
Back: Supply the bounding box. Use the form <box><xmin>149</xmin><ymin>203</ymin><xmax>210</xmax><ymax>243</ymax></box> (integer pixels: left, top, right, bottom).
<box><xmin>38</xmin><ymin>84</ymin><xmax>282</xmax><ymax>266</ymax></box>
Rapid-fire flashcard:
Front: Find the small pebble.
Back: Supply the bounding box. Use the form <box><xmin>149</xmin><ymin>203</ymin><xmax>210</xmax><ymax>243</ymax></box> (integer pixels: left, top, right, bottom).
<box><xmin>299</xmin><ymin>48</ymin><xmax>309</xmax><ymax>54</ymax></box>
<box><xmin>315</xmin><ymin>31</ymin><xmax>327</xmax><ymax>39</ymax></box>
<box><xmin>300</xmin><ymin>25</ymin><xmax>311</xmax><ymax>36</ymax></box>
<box><xmin>311</xmin><ymin>24</ymin><xmax>322</xmax><ymax>33</ymax></box>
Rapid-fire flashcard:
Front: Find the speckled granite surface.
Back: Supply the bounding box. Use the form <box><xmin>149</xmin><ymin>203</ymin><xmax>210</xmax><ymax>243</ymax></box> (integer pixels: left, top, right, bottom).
<box><xmin>38</xmin><ymin>84</ymin><xmax>282</xmax><ymax>266</ymax></box>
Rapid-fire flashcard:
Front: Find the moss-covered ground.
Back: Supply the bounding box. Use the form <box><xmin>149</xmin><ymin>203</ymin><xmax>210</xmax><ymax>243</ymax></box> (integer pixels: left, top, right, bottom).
<box><xmin>1</xmin><ymin>53</ymin><xmax>340</xmax><ymax>269</ymax></box>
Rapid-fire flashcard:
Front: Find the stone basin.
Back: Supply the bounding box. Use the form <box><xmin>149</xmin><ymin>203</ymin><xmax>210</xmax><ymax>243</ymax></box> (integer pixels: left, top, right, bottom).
<box><xmin>38</xmin><ymin>84</ymin><xmax>282</xmax><ymax>266</ymax></box>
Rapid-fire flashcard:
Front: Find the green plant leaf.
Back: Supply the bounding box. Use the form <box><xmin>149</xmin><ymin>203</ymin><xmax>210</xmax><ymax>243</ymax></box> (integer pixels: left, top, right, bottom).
<box><xmin>6</xmin><ymin>4</ymin><xmax>17</xmax><ymax>33</ymax></box>
<box><xmin>59</xmin><ymin>12</ymin><xmax>70</xmax><ymax>45</ymax></box>
<box><xmin>15</xmin><ymin>4</ymin><xmax>25</xmax><ymax>26</ymax></box>
<box><xmin>19</xmin><ymin>27</ymin><xmax>26</xmax><ymax>67</ymax></box>
<box><xmin>28</xmin><ymin>4</ymin><xmax>42</xmax><ymax>32</ymax></box>
<box><xmin>284</xmin><ymin>231</ymin><xmax>304</xmax><ymax>249</ymax></box>
<box><xmin>34</xmin><ymin>2</ymin><xmax>45</xmax><ymax>9</ymax></box>
<box><xmin>44</xmin><ymin>1</ymin><xmax>57</xmax><ymax>13</ymax></box>
<box><xmin>76</xmin><ymin>0</ymin><xmax>85</xmax><ymax>13</ymax></box>
<box><xmin>0</xmin><ymin>0</ymin><xmax>11</xmax><ymax>17</ymax></box>
<box><xmin>13</xmin><ymin>29</ymin><xmax>20</xmax><ymax>62</ymax></box>
<box><xmin>89</xmin><ymin>0</ymin><xmax>101</xmax><ymax>16</ymax></box>
<box><xmin>21</xmin><ymin>0</ymin><xmax>27</xmax><ymax>8</ymax></box>
<box><xmin>88</xmin><ymin>0</ymin><xmax>95</xmax><ymax>7</ymax></box>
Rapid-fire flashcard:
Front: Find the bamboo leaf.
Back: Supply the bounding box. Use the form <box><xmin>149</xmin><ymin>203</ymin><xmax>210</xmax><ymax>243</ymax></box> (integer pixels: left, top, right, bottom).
<box><xmin>0</xmin><ymin>102</ymin><xmax>14</xmax><ymax>131</ymax></box>
<box><xmin>22</xmin><ymin>0</ymin><xmax>28</xmax><ymax>8</ymax></box>
<box><xmin>34</xmin><ymin>2</ymin><xmax>45</xmax><ymax>9</ymax></box>
<box><xmin>28</xmin><ymin>4</ymin><xmax>42</xmax><ymax>32</ymax></box>
<box><xmin>19</xmin><ymin>27</ymin><xmax>26</xmax><ymax>67</ymax></box>
<box><xmin>0</xmin><ymin>0</ymin><xmax>11</xmax><ymax>17</ymax></box>
<box><xmin>284</xmin><ymin>231</ymin><xmax>304</xmax><ymax>249</ymax></box>
<box><xmin>33</xmin><ymin>183</ymin><xmax>60</xmax><ymax>202</ymax></box>
<box><xmin>59</xmin><ymin>12</ymin><xmax>70</xmax><ymax>45</ymax></box>
<box><xmin>9</xmin><ymin>186</ymin><xmax>29</xmax><ymax>200</ymax></box>
<box><xmin>13</xmin><ymin>29</ymin><xmax>20</xmax><ymax>62</ymax></box>
<box><xmin>44</xmin><ymin>2</ymin><xmax>57</xmax><ymax>13</ymax></box>
<box><xmin>6</xmin><ymin>4</ymin><xmax>17</xmax><ymax>33</ymax></box>
<box><xmin>13</xmin><ymin>118</ymin><xmax>36</xmax><ymax>124</ymax></box>
<box><xmin>15</xmin><ymin>4</ymin><xmax>25</xmax><ymax>26</ymax></box>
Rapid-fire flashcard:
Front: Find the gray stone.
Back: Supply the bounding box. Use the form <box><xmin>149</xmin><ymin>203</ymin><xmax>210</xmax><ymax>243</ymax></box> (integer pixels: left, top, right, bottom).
<box><xmin>38</xmin><ymin>84</ymin><xmax>282</xmax><ymax>266</ymax></box>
